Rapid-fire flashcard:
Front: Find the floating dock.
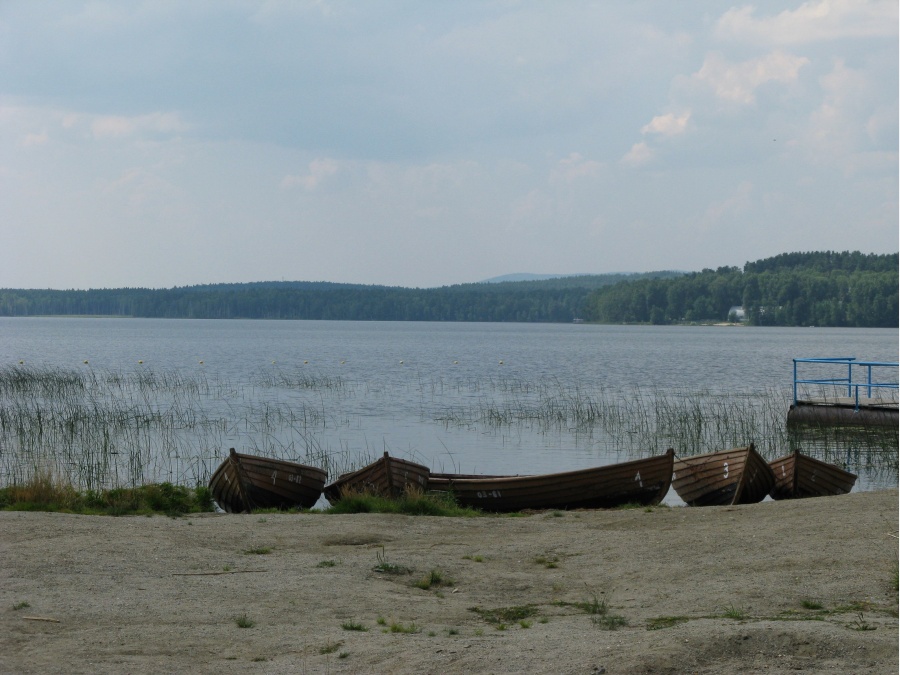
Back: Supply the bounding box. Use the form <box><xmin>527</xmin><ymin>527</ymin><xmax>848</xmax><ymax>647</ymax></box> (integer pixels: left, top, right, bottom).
<box><xmin>788</xmin><ymin>357</ymin><xmax>898</xmax><ymax>427</ymax></box>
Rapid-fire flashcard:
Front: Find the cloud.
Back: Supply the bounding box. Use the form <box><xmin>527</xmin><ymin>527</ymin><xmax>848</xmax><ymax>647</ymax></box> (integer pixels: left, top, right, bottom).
<box><xmin>551</xmin><ymin>152</ymin><xmax>602</xmax><ymax>182</ymax></box>
<box><xmin>22</xmin><ymin>131</ymin><xmax>49</xmax><ymax>147</ymax></box>
<box><xmin>280</xmin><ymin>157</ymin><xmax>340</xmax><ymax>190</ymax></box>
<box><xmin>701</xmin><ymin>180</ymin><xmax>754</xmax><ymax>230</ymax></box>
<box><xmin>641</xmin><ymin>112</ymin><xmax>690</xmax><ymax>137</ymax></box>
<box><xmin>693</xmin><ymin>50</ymin><xmax>809</xmax><ymax>104</ymax></box>
<box><xmin>715</xmin><ymin>0</ymin><xmax>898</xmax><ymax>45</ymax></box>
<box><xmin>91</xmin><ymin>112</ymin><xmax>188</xmax><ymax>140</ymax></box>
<box><xmin>621</xmin><ymin>142</ymin><xmax>653</xmax><ymax>167</ymax></box>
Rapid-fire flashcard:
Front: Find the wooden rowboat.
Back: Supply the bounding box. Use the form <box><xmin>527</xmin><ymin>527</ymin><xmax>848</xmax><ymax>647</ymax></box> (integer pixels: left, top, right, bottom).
<box><xmin>209</xmin><ymin>448</ymin><xmax>327</xmax><ymax>513</ymax></box>
<box><xmin>426</xmin><ymin>449</ymin><xmax>675</xmax><ymax>512</ymax></box>
<box><xmin>768</xmin><ymin>450</ymin><xmax>857</xmax><ymax>500</ymax></box>
<box><xmin>672</xmin><ymin>444</ymin><xmax>775</xmax><ymax>507</ymax></box>
<box><xmin>323</xmin><ymin>452</ymin><xmax>431</xmax><ymax>503</ymax></box>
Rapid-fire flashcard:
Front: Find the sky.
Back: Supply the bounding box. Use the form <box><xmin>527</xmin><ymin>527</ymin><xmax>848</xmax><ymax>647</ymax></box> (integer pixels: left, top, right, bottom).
<box><xmin>1</xmin><ymin>1</ymin><xmax>897</xmax><ymax>290</ymax></box>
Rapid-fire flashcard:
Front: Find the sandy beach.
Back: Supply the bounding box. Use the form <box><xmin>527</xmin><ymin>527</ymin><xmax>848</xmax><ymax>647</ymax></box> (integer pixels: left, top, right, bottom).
<box><xmin>2</xmin><ymin>489</ymin><xmax>897</xmax><ymax>674</ymax></box>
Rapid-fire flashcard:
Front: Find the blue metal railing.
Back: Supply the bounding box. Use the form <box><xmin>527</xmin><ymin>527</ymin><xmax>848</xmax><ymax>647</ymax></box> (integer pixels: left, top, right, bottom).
<box><xmin>793</xmin><ymin>357</ymin><xmax>899</xmax><ymax>410</ymax></box>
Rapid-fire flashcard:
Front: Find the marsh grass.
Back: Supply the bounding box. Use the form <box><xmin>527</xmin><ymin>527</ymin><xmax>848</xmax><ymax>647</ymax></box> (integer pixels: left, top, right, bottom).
<box><xmin>341</xmin><ymin>621</ymin><xmax>368</xmax><ymax>632</ymax></box>
<box><xmin>319</xmin><ymin>640</ymin><xmax>343</xmax><ymax>654</ymax></box>
<box><xmin>0</xmin><ymin>473</ymin><xmax>213</xmax><ymax>515</ymax></box>
<box><xmin>243</xmin><ymin>546</ymin><xmax>272</xmax><ymax>555</ymax></box>
<box><xmin>325</xmin><ymin>487</ymin><xmax>479</xmax><ymax>517</ymax></box>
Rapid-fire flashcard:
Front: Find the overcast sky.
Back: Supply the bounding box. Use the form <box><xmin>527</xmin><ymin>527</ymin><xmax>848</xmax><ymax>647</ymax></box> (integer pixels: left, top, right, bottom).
<box><xmin>1</xmin><ymin>1</ymin><xmax>897</xmax><ymax>289</ymax></box>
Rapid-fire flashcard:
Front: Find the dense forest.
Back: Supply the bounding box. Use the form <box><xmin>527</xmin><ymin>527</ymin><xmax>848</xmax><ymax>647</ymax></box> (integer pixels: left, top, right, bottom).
<box><xmin>0</xmin><ymin>252</ymin><xmax>895</xmax><ymax>327</ymax></box>
<box><xmin>586</xmin><ymin>251</ymin><xmax>897</xmax><ymax>327</ymax></box>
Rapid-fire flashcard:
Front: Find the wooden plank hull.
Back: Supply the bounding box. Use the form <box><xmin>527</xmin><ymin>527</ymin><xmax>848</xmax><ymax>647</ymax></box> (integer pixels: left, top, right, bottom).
<box><xmin>209</xmin><ymin>449</ymin><xmax>327</xmax><ymax>513</ymax></box>
<box><xmin>769</xmin><ymin>451</ymin><xmax>857</xmax><ymax>500</ymax></box>
<box><xmin>672</xmin><ymin>444</ymin><xmax>775</xmax><ymax>507</ymax></box>
<box><xmin>426</xmin><ymin>450</ymin><xmax>674</xmax><ymax>512</ymax></box>
<box><xmin>323</xmin><ymin>452</ymin><xmax>431</xmax><ymax>503</ymax></box>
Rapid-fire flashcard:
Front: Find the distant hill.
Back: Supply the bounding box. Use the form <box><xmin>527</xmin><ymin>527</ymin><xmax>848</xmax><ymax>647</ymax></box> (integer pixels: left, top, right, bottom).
<box><xmin>0</xmin><ymin>252</ymin><xmax>894</xmax><ymax>326</ymax></box>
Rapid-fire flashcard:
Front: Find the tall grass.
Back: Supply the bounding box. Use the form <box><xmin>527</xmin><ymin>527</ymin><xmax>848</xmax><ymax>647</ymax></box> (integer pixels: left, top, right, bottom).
<box><xmin>1</xmin><ymin>366</ymin><xmax>895</xmax><ymax>497</ymax></box>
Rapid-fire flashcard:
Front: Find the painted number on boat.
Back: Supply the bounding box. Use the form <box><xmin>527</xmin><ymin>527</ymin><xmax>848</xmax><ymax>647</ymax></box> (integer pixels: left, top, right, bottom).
<box><xmin>476</xmin><ymin>490</ymin><xmax>502</xmax><ymax>499</ymax></box>
<box><xmin>288</xmin><ymin>473</ymin><xmax>303</xmax><ymax>484</ymax></box>
<box><xmin>634</xmin><ymin>471</ymin><xmax>643</xmax><ymax>488</ymax></box>
<box><xmin>723</xmin><ymin>462</ymin><xmax>729</xmax><ymax>479</ymax></box>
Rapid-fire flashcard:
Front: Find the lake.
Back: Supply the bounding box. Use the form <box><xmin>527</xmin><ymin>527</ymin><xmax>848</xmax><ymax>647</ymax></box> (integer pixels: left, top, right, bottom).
<box><xmin>1</xmin><ymin>318</ymin><xmax>897</xmax><ymax>504</ymax></box>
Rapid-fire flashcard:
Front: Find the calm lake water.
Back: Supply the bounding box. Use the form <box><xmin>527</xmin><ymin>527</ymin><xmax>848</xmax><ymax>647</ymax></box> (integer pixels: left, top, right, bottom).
<box><xmin>1</xmin><ymin>318</ymin><xmax>897</xmax><ymax>504</ymax></box>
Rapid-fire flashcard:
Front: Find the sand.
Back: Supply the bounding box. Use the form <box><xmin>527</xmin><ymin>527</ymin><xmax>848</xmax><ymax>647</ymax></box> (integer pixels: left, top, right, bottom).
<box><xmin>1</xmin><ymin>489</ymin><xmax>897</xmax><ymax>674</ymax></box>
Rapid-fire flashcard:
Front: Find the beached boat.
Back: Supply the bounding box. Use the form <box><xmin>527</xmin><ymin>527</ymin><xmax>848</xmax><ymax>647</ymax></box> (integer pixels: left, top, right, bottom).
<box><xmin>426</xmin><ymin>449</ymin><xmax>675</xmax><ymax>512</ymax></box>
<box><xmin>323</xmin><ymin>452</ymin><xmax>431</xmax><ymax>503</ymax></box>
<box><xmin>768</xmin><ymin>450</ymin><xmax>857</xmax><ymax>500</ymax></box>
<box><xmin>672</xmin><ymin>444</ymin><xmax>775</xmax><ymax>507</ymax></box>
<box><xmin>209</xmin><ymin>448</ymin><xmax>327</xmax><ymax>513</ymax></box>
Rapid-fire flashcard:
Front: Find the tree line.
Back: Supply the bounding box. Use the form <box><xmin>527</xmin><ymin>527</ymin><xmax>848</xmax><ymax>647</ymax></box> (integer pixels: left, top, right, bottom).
<box><xmin>0</xmin><ymin>252</ymin><xmax>895</xmax><ymax>327</ymax></box>
<box><xmin>584</xmin><ymin>251</ymin><xmax>897</xmax><ymax>327</ymax></box>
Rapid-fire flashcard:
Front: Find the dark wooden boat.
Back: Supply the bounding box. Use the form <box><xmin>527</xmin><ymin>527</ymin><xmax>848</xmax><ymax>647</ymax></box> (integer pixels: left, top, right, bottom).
<box><xmin>323</xmin><ymin>452</ymin><xmax>431</xmax><ymax>503</ymax></box>
<box><xmin>672</xmin><ymin>444</ymin><xmax>775</xmax><ymax>507</ymax></box>
<box><xmin>426</xmin><ymin>449</ymin><xmax>675</xmax><ymax>512</ymax></box>
<box><xmin>768</xmin><ymin>450</ymin><xmax>857</xmax><ymax>500</ymax></box>
<box><xmin>209</xmin><ymin>448</ymin><xmax>327</xmax><ymax>513</ymax></box>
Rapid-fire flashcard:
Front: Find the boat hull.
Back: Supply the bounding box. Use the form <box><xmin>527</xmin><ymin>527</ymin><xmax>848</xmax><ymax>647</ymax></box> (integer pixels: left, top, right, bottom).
<box><xmin>672</xmin><ymin>444</ymin><xmax>775</xmax><ymax>507</ymax></box>
<box><xmin>427</xmin><ymin>450</ymin><xmax>674</xmax><ymax>512</ymax></box>
<box><xmin>323</xmin><ymin>452</ymin><xmax>431</xmax><ymax>503</ymax></box>
<box><xmin>209</xmin><ymin>449</ymin><xmax>327</xmax><ymax>513</ymax></box>
<box><xmin>769</xmin><ymin>451</ymin><xmax>857</xmax><ymax>500</ymax></box>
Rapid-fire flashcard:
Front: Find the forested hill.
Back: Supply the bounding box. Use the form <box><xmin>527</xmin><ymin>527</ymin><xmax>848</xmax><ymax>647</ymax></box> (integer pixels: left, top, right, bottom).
<box><xmin>0</xmin><ymin>251</ymin><xmax>895</xmax><ymax>326</ymax></box>
<box><xmin>0</xmin><ymin>272</ymin><xmax>677</xmax><ymax>323</ymax></box>
<box><xmin>585</xmin><ymin>251</ymin><xmax>897</xmax><ymax>327</ymax></box>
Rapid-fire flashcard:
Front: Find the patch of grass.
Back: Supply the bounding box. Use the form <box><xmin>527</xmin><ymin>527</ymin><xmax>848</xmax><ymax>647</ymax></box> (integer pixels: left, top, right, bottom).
<box><xmin>469</xmin><ymin>605</ymin><xmax>539</xmax><ymax>625</ymax></box>
<box><xmin>324</xmin><ymin>487</ymin><xmax>481</xmax><ymax>517</ymax></box>
<box><xmin>388</xmin><ymin>621</ymin><xmax>420</xmax><ymax>634</ymax></box>
<box><xmin>243</xmin><ymin>546</ymin><xmax>272</xmax><ymax>555</ymax></box>
<box><xmin>339</xmin><ymin>651</ymin><xmax>350</xmax><ymax>659</ymax></box>
<box><xmin>12</xmin><ymin>601</ymin><xmax>30</xmax><ymax>611</ymax></box>
<box><xmin>341</xmin><ymin>621</ymin><xmax>368</xmax><ymax>632</ymax></box>
<box><xmin>462</xmin><ymin>554</ymin><xmax>484</xmax><ymax>562</ymax></box>
<box><xmin>646</xmin><ymin>616</ymin><xmax>690</xmax><ymax>630</ymax></box>
<box><xmin>518</xmin><ymin>620</ymin><xmax>532</xmax><ymax>629</ymax></box>
<box><xmin>849</xmin><ymin>612</ymin><xmax>876</xmax><ymax>631</ymax></box>
<box><xmin>319</xmin><ymin>641</ymin><xmax>343</xmax><ymax>654</ymax></box>
<box><xmin>533</xmin><ymin>554</ymin><xmax>559</xmax><ymax>569</ymax></box>
<box><xmin>234</xmin><ymin>614</ymin><xmax>255</xmax><ymax>628</ymax></box>
<box><xmin>0</xmin><ymin>475</ymin><xmax>214</xmax><ymax>516</ymax></box>
<box><xmin>415</xmin><ymin>569</ymin><xmax>453</xmax><ymax>590</ymax></box>
<box><xmin>721</xmin><ymin>603</ymin><xmax>748</xmax><ymax>620</ymax></box>
<box><xmin>316</xmin><ymin>560</ymin><xmax>338</xmax><ymax>568</ymax></box>
<box><xmin>376</xmin><ymin>616</ymin><xmax>387</xmax><ymax>626</ymax></box>
<box><xmin>801</xmin><ymin>599</ymin><xmax>824</xmax><ymax>610</ymax></box>
<box><xmin>448</xmin><ymin>628</ymin><xmax>459</xmax><ymax>635</ymax></box>
<box><xmin>579</xmin><ymin>593</ymin><xmax>627</xmax><ymax>630</ymax></box>
<box><xmin>372</xmin><ymin>547</ymin><xmax>412</xmax><ymax>575</ymax></box>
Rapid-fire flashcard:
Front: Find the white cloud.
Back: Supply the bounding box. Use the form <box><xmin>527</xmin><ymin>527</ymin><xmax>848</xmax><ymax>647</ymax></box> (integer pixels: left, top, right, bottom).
<box><xmin>693</xmin><ymin>50</ymin><xmax>809</xmax><ymax>104</ymax></box>
<box><xmin>91</xmin><ymin>112</ymin><xmax>188</xmax><ymax>140</ymax></box>
<box><xmin>715</xmin><ymin>0</ymin><xmax>898</xmax><ymax>45</ymax></box>
<box><xmin>701</xmin><ymin>181</ymin><xmax>754</xmax><ymax>230</ymax></box>
<box><xmin>621</xmin><ymin>142</ymin><xmax>653</xmax><ymax>167</ymax></box>
<box><xmin>552</xmin><ymin>152</ymin><xmax>602</xmax><ymax>182</ymax></box>
<box><xmin>281</xmin><ymin>157</ymin><xmax>340</xmax><ymax>190</ymax></box>
<box><xmin>641</xmin><ymin>112</ymin><xmax>690</xmax><ymax>137</ymax></box>
<box><xmin>22</xmin><ymin>131</ymin><xmax>49</xmax><ymax>147</ymax></box>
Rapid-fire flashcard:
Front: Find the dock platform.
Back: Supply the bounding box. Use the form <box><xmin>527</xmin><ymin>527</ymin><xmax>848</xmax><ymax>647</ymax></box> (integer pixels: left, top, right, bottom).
<box><xmin>788</xmin><ymin>358</ymin><xmax>898</xmax><ymax>427</ymax></box>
